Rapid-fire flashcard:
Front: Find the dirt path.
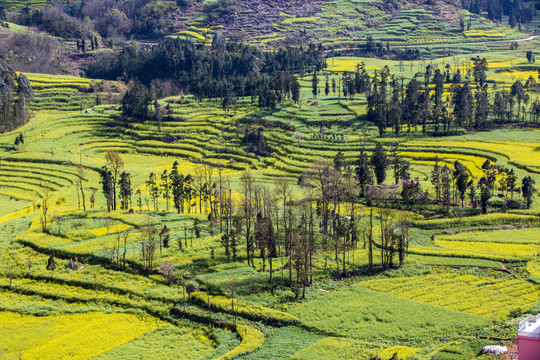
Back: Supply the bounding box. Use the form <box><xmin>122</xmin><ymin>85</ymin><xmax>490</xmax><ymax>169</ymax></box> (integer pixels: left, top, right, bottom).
<box><xmin>324</xmin><ymin>35</ymin><xmax>540</xmax><ymax>53</ymax></box>
<box><xmin>501</xmin><ymin>263</ymin><xmax>527</xmax><ymax>282</ymax></box>
<box><xmin>504</xmin><ymin>339</ymin><xmax>519</xmax><ymax>360</ymax></box>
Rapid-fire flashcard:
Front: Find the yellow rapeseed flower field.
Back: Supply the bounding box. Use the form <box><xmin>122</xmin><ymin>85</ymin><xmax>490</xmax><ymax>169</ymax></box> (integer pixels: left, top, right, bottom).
<box><xmin>0</xmin><ymin>312</ymin><xmax>165</xmax><ymax>360</ymax></box>
<box><xmin>89</xmin><ymin>223</ymin><xmax>133</xmax><ymax>237</ymax></box>
<box><xmin>358</xmin><ymin>273</ymin><xmax>539</xmax><ymax>319</ymax></box>
<box><xmin>435</xmin><ymin>239</ymin><xmax>539</xmax><ymax>258</ymax></box>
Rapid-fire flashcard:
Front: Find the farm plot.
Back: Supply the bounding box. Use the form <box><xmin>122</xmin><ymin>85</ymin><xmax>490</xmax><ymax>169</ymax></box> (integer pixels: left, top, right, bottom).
<box><xmin>288</xmin><ymin>285</ymin><xmax>489</xmax><ymax>342</ymax></box>
<box><xmin>94</xmin><ymin>325</ymin><xmax>215</xmax><ymax>360</ymax></box>
<box><xmin>0</xmin><ymin>312</ymin><xmax>166</xmax><ymax>360</ymax></box>
<box><xmin>357</xmin><ymin>272</ymin><xmax>540</xmax><ymax>319</ymax></box>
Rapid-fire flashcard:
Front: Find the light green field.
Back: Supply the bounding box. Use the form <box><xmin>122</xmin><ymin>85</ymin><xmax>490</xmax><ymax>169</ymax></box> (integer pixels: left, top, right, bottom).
<box><xmin>0</xmin><ymin>47</ymin><xmax>539</xmax><ymax>359</ymax></box>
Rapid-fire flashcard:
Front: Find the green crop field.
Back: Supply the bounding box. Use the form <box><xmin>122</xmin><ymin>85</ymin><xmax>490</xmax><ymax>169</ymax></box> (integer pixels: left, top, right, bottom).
<box><xmin>0</xmin><ymin>53</ymin><xmax>539</xmax><ymax>357</ymax></box>
<box><xmin>1</xmin><ymin>0</ymin><xmax>540</xmax><ymax>358</ymax></box>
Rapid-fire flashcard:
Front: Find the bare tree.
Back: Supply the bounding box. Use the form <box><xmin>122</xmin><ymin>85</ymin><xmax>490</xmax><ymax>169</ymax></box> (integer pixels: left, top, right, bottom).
<box><xmin>3</xmin><ymin>253</ymin><xmax>18</xmax><ymax>288</ymax></box>
<box><xmin>105</xmin><ymin>151</ymin><xmax>124</xmax><ymax>210</ymax></box>
<box><xmin>121</xmin><ymin>228</ymin><xmax>131</xmax><ymax>270</ymax></box>
<box><xmin>77</xmin><ymin>165</ymin><xmax>86</xmax><ymax>211</ymax></box>
<box><xmin>159</xmin><ymin>260</ymin><xmax>176</xmax><ymax>285</ymax></box>
<box><xmin>54</xmin><ymin>215</ymin><xmax>63</xmax><ymax>237</ymax></box>
<box><xmin>302</xmin><ymin>160</ymin><xmax>341</xmax><ymax>274</ymax></box>
<box><xmin>240</xmin><ymin>170</ymin><xmax>255</xmax><ymax>266</ymax></box>
<box><xmin>366</xmin><ymin>185</ymin><xmax>398</xmax><ymax>270</ymax></box>
<box><xmin>141</xmin><ymin>224</ymin><xmax>158</xmax><ymax>270</ymax></box>
<box><xmin>40</xmin><ymin>187</ymin><xmax>51</xmax><ymax>233</ymax></box>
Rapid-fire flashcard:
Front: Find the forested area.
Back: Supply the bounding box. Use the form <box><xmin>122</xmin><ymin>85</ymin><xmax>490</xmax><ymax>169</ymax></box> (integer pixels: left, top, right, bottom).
<box><xmin>87</xmin><ymin>37</ymin><xmax>325</xmax><ymax>106</ymax></box>
<box><xmin>460</xmin><ymin>0</ymin><xmax>535</xmax><ymax>26</ymax></box>
<box><xmin>362</xmin><ymin>57</ymin><xmax>540</xmax><ymax>136</ymax></box>
<box><xmin>0</xmin><ymin>63</ymin><xmax>34</xmax><ymax>131</ymax></box>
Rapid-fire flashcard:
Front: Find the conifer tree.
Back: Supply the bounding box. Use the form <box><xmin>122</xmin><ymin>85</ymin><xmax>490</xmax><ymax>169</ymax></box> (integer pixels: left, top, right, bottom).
<box><xmin>370</xmin><ymin>143</ymin><xmax>388</xmax><ymax>184</ymax></box>
<box><xmin>522</xmin><ymin>176</ymin><xmax>536</xmax><ymax>209</ymax></box>
<box><xmin>312</xmin><ymin>71</ymin><xmax>318</xmax><ymax>99</ymax></box>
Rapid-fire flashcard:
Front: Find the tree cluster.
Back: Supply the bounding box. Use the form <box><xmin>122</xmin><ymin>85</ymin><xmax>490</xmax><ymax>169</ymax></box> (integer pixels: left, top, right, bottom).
<box><xmin>0</xmin><ymin>63</ymin><xmax>34</xmax><ymax>131</ymax></box>
<box><xmin>431</xmin><ymin>157</ymin><xmax>535</xmax><ymax>215</ymax></box>
<box><xmin>460</xmin><ymin>0</ymin><xmax>533</xmax><ymax>27</ymax></box>
<box><xmin>88</xmin><ymin>38</ymin><xmax>324</xmax><ymax>111</ymax></box>
<box><xmin>338</xmin><ymin>58</ymin><xmax>540</xmax><ymax>136</ymax></box>
<box><xmin>328</xmin><ymin>36</ymin><xmax>421</xmax><ymax>61</ymax></box>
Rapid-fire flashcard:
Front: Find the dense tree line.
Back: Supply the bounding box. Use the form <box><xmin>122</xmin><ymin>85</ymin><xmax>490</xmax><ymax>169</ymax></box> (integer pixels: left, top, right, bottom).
<box><xmin>459</xmin><ymin>0</ymin><xmax>533</xmax><ymax>27</ymax></box>
<box><xmin>431</xmin><ymin>157</ymin><xmax>535</xmax><ymax>215</ymax></box>
<box><xmin>328</xmin><ymin>36</ymin><xmax>421</xmax><ymax>61</ymax></box>
<box><xmin>15</xmin><ymin>6</ymin><xmax>92</xmax><ymax>39</ymax></box>
<box><xmin>96</xmin><ymin>37</ymin><xmax>324</xmax><ymax>116</ymax></box>
<box><xmin>329</xmin><ymin>58</ymin><xmax>540</xmax><ymax>136</ymax></box>
<box><xmin>0</xmin><ymin>63</ymin><xmax>34</xmax><ymax>131</ymax></box>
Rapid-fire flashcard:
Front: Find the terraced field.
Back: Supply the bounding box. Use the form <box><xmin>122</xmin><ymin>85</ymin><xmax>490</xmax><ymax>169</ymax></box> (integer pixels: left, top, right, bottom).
<box><xmin>0</xmin><ymin>48</ymin><xmax>539</xmax><ymax>359</ymax></box>
<box><xmin>358</xmin><ymin>272</ymin><xmax>539</xmax><ymax>319</ymax></box>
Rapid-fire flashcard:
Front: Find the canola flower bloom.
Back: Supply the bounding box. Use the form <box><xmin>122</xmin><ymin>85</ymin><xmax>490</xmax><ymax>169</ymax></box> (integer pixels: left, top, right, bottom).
<box><xmin>0</xmin><ymin>312</ymin><xmax>165</xmax><ymax>360</ymax></box>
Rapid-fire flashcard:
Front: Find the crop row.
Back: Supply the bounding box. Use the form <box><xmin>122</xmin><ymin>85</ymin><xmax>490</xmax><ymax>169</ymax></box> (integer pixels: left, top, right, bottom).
<box><xmin>357</xmin><ymin>272</ymin><xmax>539</xmax><ymax>319</ymax></box>
<box><xmin>190</xmin><ymin>291</ymin><xmax>300</xmax><ymax>326</ymax></box>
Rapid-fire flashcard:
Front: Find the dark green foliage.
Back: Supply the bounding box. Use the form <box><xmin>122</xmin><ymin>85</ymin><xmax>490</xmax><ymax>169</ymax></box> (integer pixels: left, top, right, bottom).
<box><xmin>312</xmin><ymin>71</ymin><xmax>318</xmax><ymax>99</ymax></box>
<box><xmin>355</xmin><ymin>149</ymin><xmax>373</xmax><ymax>194</ymax></box>
<box><xmin>194</xmin><ymin>218</ymin><xmax>201</xmax><ymax>238</ymax></box>
<box><xmin>0</xmin><ymin>66</ymin><xmax>34</xmax><ymax>131</ymax></box>
<box><xmin>146</xmin><ymin>172</ymin><xmax>159</xmax><ymax>212</ymax></box>
<box><xmin>325</xmin><ymin>77</ymin><xmax>330</xmax><ymax>96</ymax></box>
<box><xmin>46</xmin><ymin>252</ymin><xmax>56</xmax><ymax>277</ymax></box>
<box><xmin>480</xmin><ymin>185</ymin><xmax>492</xmax><ymax>214</ymax></box>
<box><xmin>521</xmin><ymin>176</ymin><xmax>535</xmax><ymax>209</ymax></box>
<box><xmin>14</xmin><ymin>132</ymin><xmax>24</xmax><ymax>146</ymax></box>
<box><xmin>511</xmin><ymin>80</ymin><xmax>526</xmax><ymax>122</ymax></box>
<box><xmin>471</xmin><ymin>56</ymin><xmax>487</xmax><ymax>86</ymax></box>
<box><xmin>170</xmin><ymin>161</ymin><xmax>185</xmax><ymax>214</ymax></box>
<box><xmin>291</xmin><ymin>77</ymin><xmax>301</xmax><ymax>104</ymax></box>
<box><xmin>99</xmin><ymin>166</ymin><xmax>114</xmax><ymax>212</ymax></box>
<box><xmin>243</xmin><ymin>128</ymin><xmax>272</xmax><ymax>156</ymax></box>
<box><xmin>17</xmin><ymin>7</ymin><xmax>89</xmax><ymax>39</ymax></box>
<box><xmin>526</xmin><ymin>50</ymin><xmax>534</xmax><ymax>63</ymax></box>
<box><xmin>454</xmin><ymin>161</ymin><xmax>469</xmax><ymax>207</ymax></box>
<box><xmin>401</xmin><ymin>178</ymin><xmax>426</xmax><ymax>206</ymax></box>
<box><xmin>333</xmin><ymin>151</ymin><xmax>345</xmax><ymax>172</ymax></box>
<box><xmin>431</xmin><ymin>156</ymin><xmax>441</xmax><ymax>201</ymax></box>
<box><xmin>118</xmin><ymin>171</ymin><xmax>132</xmax><ymax>210</ymax></box>
<box><xmin>452</xmin><ymin>83</ymin><xmax>473</xmax><ymax>132</ymax></box>
<box><xmin>370</xmin><ymin>143</ymin><xmax>388</xmax><ymax>185</ymax></box>
<box><xmin>87</xmin><ymin>39</ymin><xmax>324</xmax><ymax>110</ymax></box>
<box><xmin>160</xmin><ymin>225</ymin><xmax>170</xmax><ymax>248</ymax></box>
<box><xmin>474</xmin><ymin>84</ymin><xmax>490</xmax><ymax>129</ymax></box>
<box><xmin>121</xmin><ymin>80</ymin><xmax>152</xmax><ymax>119</ymax></box>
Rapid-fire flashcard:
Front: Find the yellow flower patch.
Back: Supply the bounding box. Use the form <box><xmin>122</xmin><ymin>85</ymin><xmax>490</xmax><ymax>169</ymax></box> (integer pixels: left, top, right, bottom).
<box><xmin>0</xmin><ymin>312</ymin><xmax>165</xmax><ymax>360</ymax></box>
<box><xmin>358</xmin><ymin>273</ymin><xmax>539</xmax><ymax>319</ymax></box>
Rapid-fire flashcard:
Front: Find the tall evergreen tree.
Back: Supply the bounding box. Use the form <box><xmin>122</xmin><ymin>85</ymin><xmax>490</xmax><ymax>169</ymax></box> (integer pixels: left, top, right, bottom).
<box><xmin>480</xmin><ymin>185</ymin><xmax>492</xmax><ymax>214</ymax></box>
<box><xmin>99</xmin><ymin>166</ymin><xmax>114</xmax><ymax>212</ymax></box>
<box><xmin>312</xmin><ymin>71</ymin><xmax>318</xmax><ymax>99</ymax></box>
<box><xmin>370</xmin><ymin>143</ymin><xmax>388</xmax><ymax>184</ymax></box>
<box><xmin>170</xmin><ymin>161</ymin><xmax>185</xmax><ymax>213</ymax></box>
<box><xmin>117</xmin><ymin>171</ymin><xmax>132</xmax><ymax>210</ymax></box>
<box><xmin>355</xmin><ymin>149</ymin><xmax>373</xmax><ymax>196</ymax></box>
<box><xmin>522</xmin><ymin>176</ymin><xmax>536</xmax><ymax>209</ymax></box>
